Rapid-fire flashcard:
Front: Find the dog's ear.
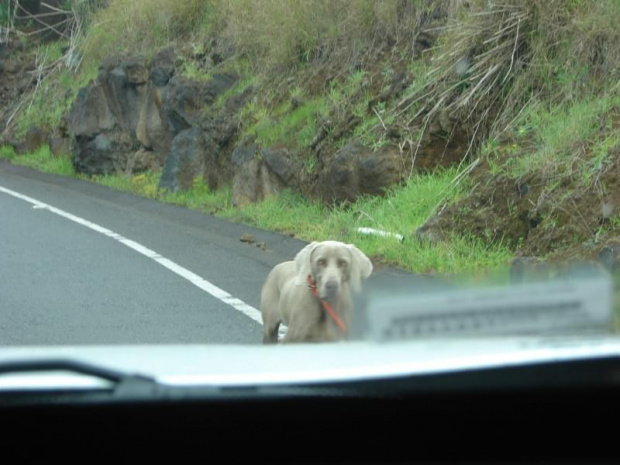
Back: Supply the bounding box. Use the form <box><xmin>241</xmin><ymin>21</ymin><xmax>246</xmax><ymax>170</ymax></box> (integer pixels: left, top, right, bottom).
<box><xmin>347</xmin><ymin>244</ymin><xmax>373</xmax><ymax>292</ymax></box>
<box><xmin>295</xmin><ymin>242</ymin><xmax>319</xmax><ymax>285</ymax></box>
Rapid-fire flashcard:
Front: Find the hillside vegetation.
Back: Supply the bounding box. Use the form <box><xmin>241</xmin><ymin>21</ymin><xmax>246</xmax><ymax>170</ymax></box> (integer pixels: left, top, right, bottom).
<box><xmin>1</xmin><ymin>0</ymin><xmax>620</xmax><ymax>277</ymax></box>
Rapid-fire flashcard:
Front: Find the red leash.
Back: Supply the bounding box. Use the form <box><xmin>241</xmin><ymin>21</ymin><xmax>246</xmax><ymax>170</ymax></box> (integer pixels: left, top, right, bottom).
<box><xmin>306</xmin><ymin>274</ymin><xmax>347</xmax><ymax>333</ymax></box>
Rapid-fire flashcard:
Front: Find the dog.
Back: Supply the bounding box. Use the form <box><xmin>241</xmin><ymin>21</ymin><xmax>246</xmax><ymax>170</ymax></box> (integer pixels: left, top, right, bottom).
<box><xmin>260</xmin><ymin>241</ymin><xmax>373</xmax><ymax>343</ymax></box>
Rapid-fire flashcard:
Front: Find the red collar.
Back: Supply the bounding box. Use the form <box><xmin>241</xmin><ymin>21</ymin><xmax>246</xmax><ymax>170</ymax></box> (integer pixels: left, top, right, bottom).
<box><xmin>306</xmin><ymin>274</ymin><xmax>347</xmax><ymax>333</ymax></box>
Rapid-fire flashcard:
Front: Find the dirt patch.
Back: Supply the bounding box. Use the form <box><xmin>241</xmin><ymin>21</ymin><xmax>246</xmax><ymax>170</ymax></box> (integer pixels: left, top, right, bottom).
<box><xmin>0</xmin><ymin>37</ymin><xmax>36</xmax><ymax>141</ymax></box>
<box><xmin>418</xmin><ymin>146</ymin><xmax>620</xmax><ymax>264</ymax></box>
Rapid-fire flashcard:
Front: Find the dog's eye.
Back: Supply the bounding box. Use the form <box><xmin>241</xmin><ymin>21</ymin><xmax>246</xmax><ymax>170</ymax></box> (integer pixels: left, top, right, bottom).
<box><xmin>317</xmin><ymin>259</ymin><xmax>326</xmax><ymax>267</ymax></box>
<box><xmin>338</xmin><ymin>260</ymin><xmax>347</xmax><ymax>268</ymax></box>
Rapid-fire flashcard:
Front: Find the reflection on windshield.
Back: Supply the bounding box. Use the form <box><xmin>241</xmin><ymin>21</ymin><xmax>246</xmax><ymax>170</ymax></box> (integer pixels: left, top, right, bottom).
<box><xmin>362</xmin><ymin>265</ymin><xmax>615</xmax><ymax>343</ymax></box>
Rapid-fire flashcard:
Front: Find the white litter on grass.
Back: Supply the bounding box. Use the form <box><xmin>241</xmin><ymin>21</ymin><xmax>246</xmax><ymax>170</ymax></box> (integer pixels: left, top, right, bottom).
<box><xmin>357</xmin><ymin>227</ymin><xmax>404</xmax><ymax>242</ymax></box>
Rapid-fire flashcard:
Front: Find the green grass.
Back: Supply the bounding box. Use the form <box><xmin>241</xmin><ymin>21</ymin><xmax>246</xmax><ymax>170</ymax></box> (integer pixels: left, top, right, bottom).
<box><xmin>90</xmin><ymin>170</ymin><xmax>161</xmax><ymax>198</ymax></box>
<box><xmin>1</xmin><ymin>145</ymin><xmax>75</xmax><ymax>176</ymax></box>
<box><xmin>215</xmin><ymin>73</ymin><xmax>256</xmax><ymax>109</ymax></box>
<box><xmin>243</xmin><ymin>96</ymin><xmax>329</xmax><ymax>147</ymax></box>
<box><xmin>15</xmin><ymin>61</ymin><xmax>98</xmax><ymax>138</ymax></box>
<box><xmin>223</xmin><ymin>167</ymin><xmax>513</xmax><ymax>274</ymax></box>
<box><xmin>164</xmin><ymin>177</ymin><xmax>234</xmax><ymax>213</ymax></box>
<box><xmin>484</xmin><ymin>93</ymin><xmax>620</xmax><ymax>185</ymax></box>
<box><xmin>91</xmin><ymin>171</ymin><xmax>232</xmax><ymax>213</ymax></box>
<box><xmin>239</xmin><ymin>68</ymin><xmax>377</xmax><ymax>149</ymax></box>
<box><xmin>0</xmin><ymin>145</ymin><xmax>17</xmax><ymax>161</ymax></box>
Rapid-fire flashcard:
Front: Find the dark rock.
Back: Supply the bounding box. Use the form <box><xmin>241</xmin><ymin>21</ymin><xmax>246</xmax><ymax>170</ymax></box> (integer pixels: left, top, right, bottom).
<box><xmin>163</xmin><ymin>76</ymin><xmax>203</xmax><ymax>138</ymax></box>
<box><xmin>68</xmin><ymin>55</ymin><xmax>175</xmax><ymax>175</ymax></box>
<box><xmin>69</xmin><ymin>60</ymin><xmax>147</xmax><ymax>175</ymax></box>
<box><xmin>124</xmin><ymin>58</ymin><xmax>149</xmax><ymax>85</ymax></box>
<box><xmin>126</xmin><ymin>147</ymin><xmax>159</xmax><ymax>175</ymax></box>
<box><xmin>164</xmin><ymin>72</ymin><xmax>237</xmax><ymax>140</ymax></box>
<box><xmin>324</xmin><ymin>145</ymin><xmax>360</xmax><ymax>202</ymax></box>
<box><xmin>598</xmin><ymin>238</ymin><xmax>620</xmax><ymax>271</ymax></box>
<box><xmin>149</xmin><ymin>48</ymin><xmax>176</xmax><ymax>87</ymax></box>
<box><xmin>240</xmin><ymin>233</ymin><xmax>255</xmax><ymax>243</ymax></box>
<box><xmin>318</xmin><ymin>140</ymin><xmax>403</xmax><ymax>203</ymax></box>
<box><xmin>231</xmin><ymin>144</ymin><xmax>291</xmax><ymax>207</ymax></box>
<box><xmin>136</xmin><ymin>84</ymin><xmax>169</xmax><ymax>157</ymax></box>
<box><xmin>47</xmin><ymin>132</ymin><xmax>71</xmax><ymax>157</ymax></box>
<box><xmin>201</xmin><ymin>117</ymin><xmax>237</xmax><ymax>149</ymax></box>
<box><xmin>261</xmin><ymin>147</ymin><xmax>302</xmax><ymax>186</ymax></box>
<box><xmin>73</xmin><ymin>132</ymin><xmax>137</xmax><ymax>175</ymax></box>
<box><xmin>231</xmin><ymin>144</ymin><xmax>258</xmax><ymax>167</ymax></box>
<box><xmin>232</xmin><ymin>145</ymin><xmax>261</xmax><ymax>207</ymax></box>
<box><xmin>158</xmin><ymin>127</ymin><xmax>220</xmax><ymax>192</ymax></box>
<box><xmin>358</xmin><ymin>149</ymin><xmax>402</xmax><ymax>196</ymax></box>
<box><xmin>63</xmin><ymin>50</ymin><xmax>239</xmax><ymax>177</ymax></box>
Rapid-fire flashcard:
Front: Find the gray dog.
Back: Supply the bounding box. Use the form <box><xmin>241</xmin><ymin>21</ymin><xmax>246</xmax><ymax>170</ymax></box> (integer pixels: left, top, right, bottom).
<box><xmin>260</xmin><ymin>241</ymin><xmax>373</xmax><ymax>343</ymax></box>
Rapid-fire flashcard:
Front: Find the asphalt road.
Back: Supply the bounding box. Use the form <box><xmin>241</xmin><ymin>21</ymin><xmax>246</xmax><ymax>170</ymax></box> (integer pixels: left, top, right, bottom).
<box><xmin>0</xmin><ymin>161</ymin><xmax>430</xmax><ymax>346</ymax></box>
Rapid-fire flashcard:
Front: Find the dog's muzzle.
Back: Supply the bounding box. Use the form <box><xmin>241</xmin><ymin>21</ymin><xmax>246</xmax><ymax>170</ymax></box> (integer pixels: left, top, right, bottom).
<box><xmin>322</xmin><ymin>280</ymin><xmax>340</xmax><ymax>302</ymax></box>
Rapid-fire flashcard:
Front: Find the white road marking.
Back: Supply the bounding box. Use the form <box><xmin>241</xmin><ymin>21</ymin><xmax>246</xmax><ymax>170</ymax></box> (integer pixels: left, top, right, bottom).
<box><xmin>0</xmin><ymin>184</ymin><xmax>287</xmax><ymax>336</ymax></box>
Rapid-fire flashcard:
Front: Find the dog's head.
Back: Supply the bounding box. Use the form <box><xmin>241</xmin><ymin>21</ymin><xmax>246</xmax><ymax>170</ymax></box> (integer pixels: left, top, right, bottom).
<box><xmin>295</xmin><ymin>241</ymin><xmax>373</xmax><ymax>302</ymax></box>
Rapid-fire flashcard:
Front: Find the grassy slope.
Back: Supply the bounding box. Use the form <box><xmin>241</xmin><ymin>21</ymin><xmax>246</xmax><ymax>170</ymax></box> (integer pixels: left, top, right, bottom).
<box><xmin>4</xmin><ymin>0</ymin><xmax>620</xmax><ymax>277</ymax></box>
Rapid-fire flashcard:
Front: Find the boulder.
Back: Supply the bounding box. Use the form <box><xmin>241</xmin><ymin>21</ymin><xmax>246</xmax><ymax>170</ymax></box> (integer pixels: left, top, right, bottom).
<box><xmin>149</xmin><ymin>47</ymin><xmax>176</xmax><ymax>87</ymax></box>
<box><xmin>261</xmin><ymin>146</ymin><xmax>302</xmax><ymax>187</ymax></box>
<box><xmin>162</xmin><ymin>75</ymin><xmax>202</xmax><ymax>139</ymax></box>
<box><xmin>163</xmin><ymin>72</ymin><xmax>238</xmax><ymax>140</ymax></box>
<box><xmin>124</xmin><ymin>58</ymin><xmax>149</xmax><ymax>85</ymax></box>
<box><xmin>158</xmin><ymin>127</ymin><xmax>220</xmax><ymax>192</ymax></box>
<box><xmin>69</xmin><ymin>58</ymin><xmax>148</xmax><ymax>174</ymax></box>
<box><xmin>200</xmin><ymin>116</ymin><xmax>238</xmax><ymax>150</ymax></box>
<box><xmin>231</xmin><ymin>145</ymin><xmax>262</xmax><ymax>207</ymax></box>
<box><xmin>317</xmin><ymin>140</ymin><xmax>403</xmax><ymax>203</ymax></box>
<box><xmin>136</xmin><ymin>83</ymin><xmax>168</xmax><ymax>157</ymax></box>
<box><xmin>47</xmin><ymin>132</ymin><xmax>71</xmax><ymax>157</ymax></box>
<box><xmin>230</xmin><ymin>145</ymin><xmax>299</xmax><ymax>207</ymax></box>
<box><xmin>136</xmin><ymin>48</ymin><xmax>177</xmax><ymax>158</ymax></box>
<box><xmin>73</xmin><ymin>132</ymin><xmax>136</xmax><ymax>175</ymax></box>
<box><xmin>126</xmin><ymin>147</ymin><xmax>159</xmax><ymax>175</ymax></box>
<box><xmin>67</xmin><ymin>50</ymin><xmax>238</xmax><ymax>177</ymax></box>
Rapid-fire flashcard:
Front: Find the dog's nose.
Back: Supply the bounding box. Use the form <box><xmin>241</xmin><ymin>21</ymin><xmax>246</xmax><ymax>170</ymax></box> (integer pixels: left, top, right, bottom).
<box><xmin>324</xmin><ymin>280</ymin><xmax>339</xmax><ymax>299</ymax></box>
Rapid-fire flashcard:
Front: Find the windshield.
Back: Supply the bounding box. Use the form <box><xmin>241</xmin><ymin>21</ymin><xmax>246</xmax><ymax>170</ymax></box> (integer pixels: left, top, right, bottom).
<box><xmin>0</xmin><ymin>0</ymin><xmax>619</xmax><ymax>387</ymax></box>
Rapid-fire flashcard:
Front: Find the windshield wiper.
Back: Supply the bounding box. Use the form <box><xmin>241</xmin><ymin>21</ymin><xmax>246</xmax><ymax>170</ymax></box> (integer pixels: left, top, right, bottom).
<box><xmin>0</xmin><ymin>359</ymin><xmax>162</xmax><ymax>400</ymax></box>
